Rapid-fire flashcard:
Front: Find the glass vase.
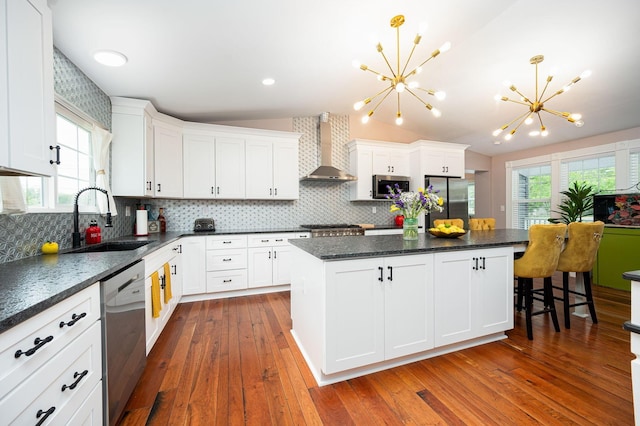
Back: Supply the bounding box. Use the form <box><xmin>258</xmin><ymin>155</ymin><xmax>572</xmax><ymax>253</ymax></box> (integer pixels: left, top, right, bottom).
<box><xmin>403</xmin><ymin>217</ymin><xmax>419</xmax><ymax>240</ymax></box>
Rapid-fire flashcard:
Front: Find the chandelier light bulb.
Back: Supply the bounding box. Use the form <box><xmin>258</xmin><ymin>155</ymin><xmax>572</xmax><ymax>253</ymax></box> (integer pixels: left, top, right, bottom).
<box><xmin>524</xmin><ymin>116</ymin><xmax>533</xmax><ymax>125</ymax></box>
<box><xmin>492</xmin><ymin>128</ymin><xmax>503</xmax><ymax>137</ymax></box>
<box><xmin>361</xmin><ymin>115</ymin><xmax>370</xmax><ymax>124</ymax></box>
<box><xmin>352</xmin><ymin>60</ymin><xmax>361</xmax><ymax>69</ymax></box>
<box><xmin>396</xmin><ymin>82</ymin><xmax>405</xmax><ymax>93</ymax></box>
<box><xmin>434</xmin><ymin>91</ymin><xmax>446</xmax><ymax>101</ymax></box>
<box><xmin>416</xmin><ymin>66</ymin><xmax>423</xmax><ymax>74</ymax></box>
<box><xmin>431</xmin><ymin>107</ymin><xmax>441</xmax><ymax>118</ymax></box>
<box><xmin>395</xmin><ymin>114</ymin><xmax>403</xmax><ymax>125</ymax></box>
<box><xmin>569</xmin><ymin>113</ymin><xmax>582</xmax><ymax>121</ymax></box>
<box><xmin>575</xmin><ymin>120</ymin><xmax>584</xmax><ymax>127</ymax></box>
<box><xmin>354</xmin><ymin>101</ymin><xmax>365</xmax><ymax>111</ymax></box>
<box><xmin>504</xmin><ymin>133</ymin><xmax>513</xmax><ymax>141</ymax></box>
<box><xmin>541</xmin><ymin>129</ymin><xmax>549</xmax><ymax>137</ymax></box>
<box><xmin>439</xmin><ymin>42</ymin><xmax>451</xmax><ymax>53</ymax></box>
<box><xmin>581</xmin><ymin>70</ymin><xmax>592</xmax><ymax>79</ymax></box>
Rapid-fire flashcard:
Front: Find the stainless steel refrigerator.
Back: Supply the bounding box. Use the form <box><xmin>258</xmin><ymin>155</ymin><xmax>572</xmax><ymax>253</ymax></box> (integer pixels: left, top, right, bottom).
<box><xmin>425</xmin><ymin>176</ymin><xmax>469</xmax><ymax>228</ymax></box>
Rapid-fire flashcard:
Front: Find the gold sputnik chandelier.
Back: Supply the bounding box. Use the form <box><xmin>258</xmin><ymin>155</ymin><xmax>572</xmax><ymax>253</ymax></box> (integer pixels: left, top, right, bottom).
<box><xmin>353</xmin><ymin>15</ymin><xmax>450</xmax><ymax>126</ymax></box>
<box><xmin>493</xmin><ymin>55</ymin><xmax>591</xmax><ymax>141</ymax></box>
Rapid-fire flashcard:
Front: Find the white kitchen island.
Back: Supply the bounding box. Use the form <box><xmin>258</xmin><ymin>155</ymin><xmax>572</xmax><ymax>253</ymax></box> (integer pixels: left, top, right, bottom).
<box><xmin>288</xmin><ymin>229</ymin><xmax>529</xmax><ymax>386</ymax></box>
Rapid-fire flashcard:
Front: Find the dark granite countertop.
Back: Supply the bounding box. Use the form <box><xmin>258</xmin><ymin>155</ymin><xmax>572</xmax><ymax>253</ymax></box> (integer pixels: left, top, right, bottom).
<box><xmin>289</xmin><ymin>229</ymin><xmax>530</xmax><ymax>260</ymax></box>
<box><xmin>623</xmin><ymin>271</ymin><xmax>640</xmax><ymax>281</ymax></box>
<box><xmin>0</xmin><ymin>227</ymin><xmax>311</xmax><ymax>335</ymax></box>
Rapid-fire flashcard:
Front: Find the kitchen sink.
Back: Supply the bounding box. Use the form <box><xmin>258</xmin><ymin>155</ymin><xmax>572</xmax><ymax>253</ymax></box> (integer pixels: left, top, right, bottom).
<box><xmin>66</xmin><ymin>241</ymin><xmax>153</xmax><ymax>253</ymax></box>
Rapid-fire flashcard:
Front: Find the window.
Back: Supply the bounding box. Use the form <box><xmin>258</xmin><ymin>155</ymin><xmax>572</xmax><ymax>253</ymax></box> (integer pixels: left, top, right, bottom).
<box><xmin>630</xmin><ymin>149</ymin><xmax>640</xmax><ymax>189</ymax></box>
<box><xmin>20</xmin><ymin>103</ymin><xmax>95</xmax><ymax>211</ymax></box>
<box><xmin>512</xmin><ymin>165</ymin><xmax>551</xmax><ymax>229</ymax></box>
<box><xmin>560</xmin><ymin>155</ymin><xmax>616</xmax><ymax>193</ymax></box>
<box><xmin>467</xmin><ymin>179</ymin><xmax>475</xmax><ymax>216</ymax></box>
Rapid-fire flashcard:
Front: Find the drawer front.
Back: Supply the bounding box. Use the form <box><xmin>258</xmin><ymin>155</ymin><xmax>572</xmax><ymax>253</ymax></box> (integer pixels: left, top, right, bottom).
<box><xmin>67</xmin><ymin>380</ymin><xmax>102</xmax><ymax>425</ymax></box>
<box><xmin>144</xmin><ymin>245</ymin><xmax>178</xmax><ymax>276</ymax></box>
<box><xmin>207</xmin><ymin>270</ymin><xmax>248</xmax><ymax>292</ymax></box>
<box><xmin>0</xmin><ymin>321</ymin><xmax>102</xmax><ymax>425</ymax></box>
<box><xmin>247</xmin><ymin>233</ymin><xmax>288</xmax><ymax>247</ymax></box>
<box><xmin>0</xmin><ymin>284</ymin><xmax>100</xmax><ymax>401</ymax></box>
<box><xmin>206</xmin><ymin>249</ymin><xmax>247</xmax><ymax>271</ymax></box>
<box><xmin>206</xmin><ymin>235</ymin><xmax>247</xmax><ymax>250</ymax></box>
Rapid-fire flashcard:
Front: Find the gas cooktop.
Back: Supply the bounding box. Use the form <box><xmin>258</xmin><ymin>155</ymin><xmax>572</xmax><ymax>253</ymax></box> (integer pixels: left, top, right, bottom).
<box><xmin>300</xmin><ymin>224</ymin><xmax>365</xmax><ymax>237</ymax></box>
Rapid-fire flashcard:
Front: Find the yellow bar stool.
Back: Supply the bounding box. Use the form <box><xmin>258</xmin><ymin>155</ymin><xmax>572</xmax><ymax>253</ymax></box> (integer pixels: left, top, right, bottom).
<box><xmin>553</xmin><ymin>221</ymin><xmax>604</xmax><ymax>329</ymax></box>
<box><xmin>514</xmin><ymin>223</ymin><xmax>567</xmax><ymax>340</ymax></box>
<box><xmin>469</xmin><ymin>218</ymin><xmax>496</xmax><ymax>230</ymax></box>
<box><xmin>433</xmin><ymin>218</ymin><xmax>465</xmax><ymax>228</ymax></box>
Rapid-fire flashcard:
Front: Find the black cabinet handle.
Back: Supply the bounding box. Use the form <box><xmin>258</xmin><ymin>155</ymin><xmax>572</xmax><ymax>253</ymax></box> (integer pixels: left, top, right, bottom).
<box><xmin>268</xmin><ymin>251</ymin><xmax>271</xmax><ymax>259</ymax></box>
<box><xmin>274</xmin><ymin>250</ymin><xmax>277</xmax><ymax>259</ymax></box>
<box><xmin>223</xmin><ymin>279</ymin><xmax>232</xmax><ymax>283</ymax></box>
<box><xmin>157</xmin><ymin>183</ymin><xmax>161</xmax><ymax>192</ymax></box>
<box><xmin>211</xmin><ymin>187</ymin><xmax>215</xmax><ymax>194</ymax></box>
<box><xmin>15</xmin><ymin>335</ymin><xmax>54</xmax><ymax>358</ymax></box>
<box><xmin>387</xmin><ymin>266</ymin><xmax>393</xmax><ymax>281</ymax></box>
<box><xmin>61</xmin><ymin>369</ymin><xmax>88</xmax><ymax>392</ymax></box>
<box><xmin>472</xmin><ymin>257</ymin><xmax>478</xmax><ymax>271</ymax></box>
<box><xmin>274</xmin><ymin>188</ymin><xmax>278</xmax><ymax>196</ymax></box>
<box><xmin>222</xmin><ymin>258</ymin><xmax>232</xmax><ymax>262</ymax></box>
<box><xmin>147</xmin><ymin>181</ymin><xmax>152</xmax><ymax>191</ymax></box>
<box><xmin>160</xmin><ymin>275</ymin><xmax>166</xmax><ymax>290</ymax></box>
<box><xmin>270</xmin><ymin>188</ymin><xmax>273</xmax><ymax>196</ymax></box>
<box><xmin>59</xmin><ymin>312</ymin><xmax>87</xmax><ymax>328</ymax></box>
<box><xmin>49</xmin><ymin>145</ymin><xmax>61</xmax><ymax>165</ymax></box>
<box><xmin>378</xmin><ymin>266</ymin><xmax>384</xmax><ymax>282</ymax></box>
<box><xmin>481</xmin><ymin>257</ymin><xmax>486</xmax><ymax>270</ymax></box>
<box><xmin>36</xmin><ymin>407</ymin><xmax>55</xmax><ymax>426</ymax></box>
<box><xmin>216</xmin><ymin>186</ymin><xmax>220</xmax><ymax>195</ymax></box>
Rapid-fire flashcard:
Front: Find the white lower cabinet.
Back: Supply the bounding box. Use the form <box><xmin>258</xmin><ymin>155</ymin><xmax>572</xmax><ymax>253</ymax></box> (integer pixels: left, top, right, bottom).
<box><xmin>206</xmin><ymin>235</ymin><xmax>248</xmax><ymax>292</ymax></box>
<box><xmin>433</xmin><ymin>247</ymin><xmax>514</xmax><ymax>346</ymax></box>
<box><xmin>324</xmin><ymin>254</ymin><xmax>434</xmax><ymax>374</ymax></box>
<box><xmin>144</xmin><ymin>242</ymin><xmax>182</xmax><ymax>354</ymax></box>
<box><xmin>247</xmin><ymin>233</ymin><xmax>307</xmax><ymax>288</ymax></box>
<box><xmin>181</xmin><ymin>236</ymin><xmax>207</xmax><ymax>295</ymax></box>
<box><xmin>0</xmin><ymin>283</ymin><xmax>102</xmax><ymax>424</ymax></box>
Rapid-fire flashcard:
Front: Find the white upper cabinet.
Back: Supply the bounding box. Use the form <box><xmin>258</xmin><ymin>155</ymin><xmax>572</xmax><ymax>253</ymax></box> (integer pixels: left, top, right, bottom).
<box><xmin>372</xmin><ymin>148</ymin><xmax>409</xmax><ymax>176</ymax></box>
<box><xmin>246</xmin><ymin>137</ymin><xmax>299</xmax><ymax>199</ymax></box>
<box><xmin>111</xmin><ymin>98</ymin><xmax>156</xmax><ymax>197</ymax></box>
<box><xmin>215</xmin><ymin>136</ymin><xmax>245</xmax><ymax>199</ymax></box>
<box><xmin>0</xmin><ymin>0</ymin><xmax>55</xmax><ymax>176</ymax></box>
<box><xmin>410</xmin><ymin>140</ymin><xmax>468</xmax><ymax>179</ymax></box>
<box><xmin>183</xmin><ymin>133</ymin><xmax>216</xmax><ymax>199</ymax></box>
<box><xmin>153</xmin><ymin>121</ymin><xmax>183</xmax><ymax>198</ymax></box>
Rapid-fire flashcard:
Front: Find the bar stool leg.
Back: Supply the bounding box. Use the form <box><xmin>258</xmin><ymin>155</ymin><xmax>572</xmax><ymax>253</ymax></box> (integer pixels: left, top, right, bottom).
<box><xmin>583</xmin><ymin>272</ymin><xmax>598</xmax><ymax>324</ymax></box>
<box><xmin>544</xmin><ymin>277</ymin><xmax>561</xmax><ymax>332</ymax></box>
<box><xmin>524</xmin><ymin>277</ymin><xmax>534</xmax><ymax>340</ymax></box>
<box><xmin>563</xmin><ymin>272</ymin><xmax>571</xmax><ymax>329</ymax></box>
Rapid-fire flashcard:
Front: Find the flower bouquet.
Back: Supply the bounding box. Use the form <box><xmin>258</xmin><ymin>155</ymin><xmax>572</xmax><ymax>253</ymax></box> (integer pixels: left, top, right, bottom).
<box><xmin>387</xmin><ymin>184</ymin><xmax>444</xmax><ymax>240</ymax></box>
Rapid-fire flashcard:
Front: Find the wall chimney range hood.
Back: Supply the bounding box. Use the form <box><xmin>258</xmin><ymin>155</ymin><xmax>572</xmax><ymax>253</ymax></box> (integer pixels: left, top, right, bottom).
<box><xmin>300</xmin><ymin>113</ymin><xmax>356</xmax><ymax>182</ymax></box>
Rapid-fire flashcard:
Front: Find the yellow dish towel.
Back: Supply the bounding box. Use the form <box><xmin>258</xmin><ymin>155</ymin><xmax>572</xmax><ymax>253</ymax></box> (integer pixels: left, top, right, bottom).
<box><xmin>151</xmin><ymin>271</ymin><xmax>161</xmax><ymax>318</ymax></box>
<box><xmin>163</xmin><ymin>262</ymin><xmax>173</xmax><ymax>303</ymax></box>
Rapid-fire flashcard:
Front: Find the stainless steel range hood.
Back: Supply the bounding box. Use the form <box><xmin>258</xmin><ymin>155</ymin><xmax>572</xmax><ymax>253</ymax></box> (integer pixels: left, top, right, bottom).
<box><xmin>300</xmin><ymin>113</ymin><xmax>356</xmax><ymax>182</ymax></box>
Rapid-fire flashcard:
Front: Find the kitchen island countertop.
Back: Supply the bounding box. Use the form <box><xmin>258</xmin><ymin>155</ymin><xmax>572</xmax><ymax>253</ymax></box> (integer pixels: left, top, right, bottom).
<box><xmin>289</xmin><ymin>228</ymin><xmax>530</xmax><ymax>260</ymax></box>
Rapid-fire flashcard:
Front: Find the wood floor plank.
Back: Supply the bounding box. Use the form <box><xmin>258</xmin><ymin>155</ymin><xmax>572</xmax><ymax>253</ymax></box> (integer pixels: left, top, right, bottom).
<box><xmin>121</xmin><ymin>284</ymin><xmax>634</xmax><ymax>425</ymax></box>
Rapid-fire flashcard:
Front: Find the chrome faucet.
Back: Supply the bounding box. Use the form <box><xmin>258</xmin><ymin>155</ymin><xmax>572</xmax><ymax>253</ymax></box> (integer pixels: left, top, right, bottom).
<box><xmin>72</xmin><ymin>186</ymin><xmax>113</xmax><ymax>248</ymax></box>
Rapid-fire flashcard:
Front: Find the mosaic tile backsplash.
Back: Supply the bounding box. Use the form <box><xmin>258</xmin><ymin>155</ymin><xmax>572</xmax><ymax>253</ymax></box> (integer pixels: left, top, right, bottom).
<box><xmin>0</xmin><ymin>49</ymin><xmax>391</xmax><ymax>264</ymax></box>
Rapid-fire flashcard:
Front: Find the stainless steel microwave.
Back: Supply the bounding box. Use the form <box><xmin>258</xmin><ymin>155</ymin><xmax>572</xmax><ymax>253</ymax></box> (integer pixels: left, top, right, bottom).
<box><xmin>372</xmin><ymin>175</ymin><xmax>410</xmax><ymax>199</ymax></box>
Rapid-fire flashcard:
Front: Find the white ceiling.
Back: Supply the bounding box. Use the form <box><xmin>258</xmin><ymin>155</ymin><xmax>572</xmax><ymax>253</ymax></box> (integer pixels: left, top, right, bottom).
<box><xmin>48</xmin><ymin>0</ymin><xmax>640</xmax><ymax>156</ymax></box>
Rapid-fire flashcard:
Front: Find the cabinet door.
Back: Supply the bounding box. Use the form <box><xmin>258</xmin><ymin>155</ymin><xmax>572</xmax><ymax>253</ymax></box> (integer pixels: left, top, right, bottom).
<box><xmin>215</xmin><ymin>136</ymin><xmax>245</xmax><ymax>198</ymax></box>
<box><xmin>154</xmin><ymin>125</ymin><xmax>183</xmax><ymax>197</ymax></box>
<box><xmin>0</xmin><ymin>0</ymin><xmax>54</xmax><ymax>176</ymax></box>
<box><xmin>111</xmin><ymin>110</ymin><xmax>153</xmax><ymax>197</ymax></box>
<box><xmin>169</xmin><ymin>246</ymin><xmax>183</xmax><ymax>305</ymax></box>
<box><xmin>245</xmin><ymin>139</ymin><xmax>273</xmax><ymax>199</ymax></box>
<box><xmin>248</xmin><ymin>247</ymin><xmax>273</xmax><ymax>288</ymax></box>
<box><xmin>144</xmin><ymin>115</ymin><xmax>155</xmax><ymax>196</ymax></box>
<box><xmin>183</xmin><ymin>134</ymin><xmax>215</xmax><ymax>198</ymax></box>
<box><xmin>349</xmin><ymin>148</ymin><xmax>373</xmax><ymax>200</ymax></box>
<box><xmin>433</xmin><ymin>250</ymin><xmax>475</xmax><ymax>346</ymax></box>
<box><xmin>181</xmin><ymin>237</ymin><xmax>206</xmax><ymax>295</ymax></box>
<box><xmin>325</xmin><ymin>258</ymin><xmax>384</xmax><ymax>374</ymax></box>
<box><xmin>273</xmin><ymin>245</ymin><xmax>292</xmax><ymax>285</ymax></box>
<box><xmin>475</xmin><ymin>247</ymin><xmax>514</xmax><ymax>335</ymax></box>
<box><xmin>272</xmin><ymin>140</ymin><xmax>299</xmax><ymax>199</ymax></box>
<box><xmin>384</xmin><ymin>254</ymin><xmax>434</xmax><ymax>359</ymax></box>
<box><xmin>388</xmin><ymin>150</ymin><xmax>410</xmax><ymax>176</ymax></box>
<box><xmin>424</xmin><ymin>149</ymin><xmax>464</xmax><ymax>178</ymax></box>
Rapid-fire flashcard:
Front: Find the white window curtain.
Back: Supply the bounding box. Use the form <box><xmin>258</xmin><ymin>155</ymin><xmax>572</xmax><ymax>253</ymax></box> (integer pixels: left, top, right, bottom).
<box><xmin>91</xmin><ymin>126</ymin><xmax>118</xmax><ymax>216</ymax></box>
<box><xmin>0</xmin><ymin>176</ymin><xmax>27</xmax><ymax>214</ymax></box>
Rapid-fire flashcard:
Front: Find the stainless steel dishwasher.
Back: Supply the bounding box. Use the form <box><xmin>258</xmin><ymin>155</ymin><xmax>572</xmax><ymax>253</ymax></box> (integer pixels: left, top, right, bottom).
<box><xmin>102</xmin><ymin>259</ymin><xmax>146</xmax><ymax>426</ymax></box>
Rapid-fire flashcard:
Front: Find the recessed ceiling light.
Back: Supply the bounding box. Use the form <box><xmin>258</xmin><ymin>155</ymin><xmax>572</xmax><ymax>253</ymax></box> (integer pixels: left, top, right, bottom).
<box><xmin>93</xmin><ymin>50</ymin><xmax>128</xmax><ymax>67</ymax></box>
<box><xmin>262</xmin><ymin>78</ymin><xmax>275</xmax><ymax>86</ymax></box>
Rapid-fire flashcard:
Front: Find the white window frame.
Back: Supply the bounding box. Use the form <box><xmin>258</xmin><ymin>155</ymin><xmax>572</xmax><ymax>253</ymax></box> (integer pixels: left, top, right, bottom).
<box><xmin>22</xmin><ymin>101</ymin><xmax>99</xmax><ymax>213</ymax></box>
<box><xmin>505</xmin><ymin>139</ymin><xmax>640</xmax><ymax>228</ymax></box>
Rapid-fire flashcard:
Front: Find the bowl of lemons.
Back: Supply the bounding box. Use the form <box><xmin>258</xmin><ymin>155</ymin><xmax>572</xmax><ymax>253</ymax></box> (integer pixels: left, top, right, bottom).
<box><xmin>428</xmin><ymin>224</ymin><xmax>467</xmax><ymax>238</ymax></box>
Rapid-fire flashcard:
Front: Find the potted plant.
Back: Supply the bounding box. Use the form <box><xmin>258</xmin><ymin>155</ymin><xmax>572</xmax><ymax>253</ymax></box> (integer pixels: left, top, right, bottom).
<box><xmin>548</xmin><ymin>181</ymin><xmax>596</xmax><ymax>224</ymax></box>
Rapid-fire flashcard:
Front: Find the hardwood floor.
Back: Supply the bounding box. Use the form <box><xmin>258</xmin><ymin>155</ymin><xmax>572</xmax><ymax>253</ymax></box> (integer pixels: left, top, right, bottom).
<box><xmin>120</xmin><ymin>278</ymin><xmax>634</xmax><ymax>425</ymax></box>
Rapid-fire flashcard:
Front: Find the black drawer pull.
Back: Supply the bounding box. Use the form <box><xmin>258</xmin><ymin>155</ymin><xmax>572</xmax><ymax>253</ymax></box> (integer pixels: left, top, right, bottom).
<box><xmin>222</xmin><ymin>241</ymin><xmax>231</xmax><ymax>244</ymax></box>
<box><xmin>62</xmin><ymin>369</ymin><xmax>88</xmax><ymax>392</ymax></box>
<box><xmin>59</xmin><ymin>312</ymin><xmax>87</xmax><ymax>328</ymax></box>
<box><xmin>222</xmin><ymin>258</ymin><xmax>232</xmax><ymax>261</ymax></box>
<box><xmin>223</xmin><ymin>279</ymin><xmax>232</xmax><ymax>283</ymax></box>
<box><xmin>15</xmin><ymin>335</ymin><xmax>54</xmax><ymax>358</ymax></box>
<box><xmin>36</xmin><ymin>406</ymin><xmax>55</xmax><ymax>425</ymax></box>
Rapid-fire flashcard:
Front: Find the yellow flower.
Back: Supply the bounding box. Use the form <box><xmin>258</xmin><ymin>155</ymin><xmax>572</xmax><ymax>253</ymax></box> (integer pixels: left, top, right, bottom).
<box><xmin>437</xmin><ymin>197</ymin><xmax>444</xmax><ymax>206</ymax></box>
<box><xmin>417</xmin><ymin>187</ymin><xmax>424</xmax><ymax>193</ymax></box>
<box><xmin>390</xmin><ymin>205</ymin><xmax>400</xmax><ymax>213</ymax></box>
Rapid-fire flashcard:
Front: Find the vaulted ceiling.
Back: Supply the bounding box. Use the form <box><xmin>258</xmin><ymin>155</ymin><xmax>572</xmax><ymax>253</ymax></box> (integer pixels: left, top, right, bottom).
<box><xmin>49</xmin><ymin>0</ymin><xmax>640</xmax><ymax>156</ymax></box>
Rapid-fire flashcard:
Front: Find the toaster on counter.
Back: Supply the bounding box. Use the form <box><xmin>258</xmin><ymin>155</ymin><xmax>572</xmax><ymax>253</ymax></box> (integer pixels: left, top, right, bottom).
<box><xmin>194</xmin><ymin>218</ymin><xmax>215</xmax><ymax>232</ymax></box>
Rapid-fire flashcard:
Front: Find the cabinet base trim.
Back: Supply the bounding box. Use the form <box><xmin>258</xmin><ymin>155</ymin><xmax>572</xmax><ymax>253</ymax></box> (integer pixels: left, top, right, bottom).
<box><xmin>292</xmin><ymin>330</ymin><xmax>507</xmax><ymax>387</ymax></box>
<box><xmin>181</xmin><ymin>284</ymin><xmax>290</xmax><ymax>303</ymax></box>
